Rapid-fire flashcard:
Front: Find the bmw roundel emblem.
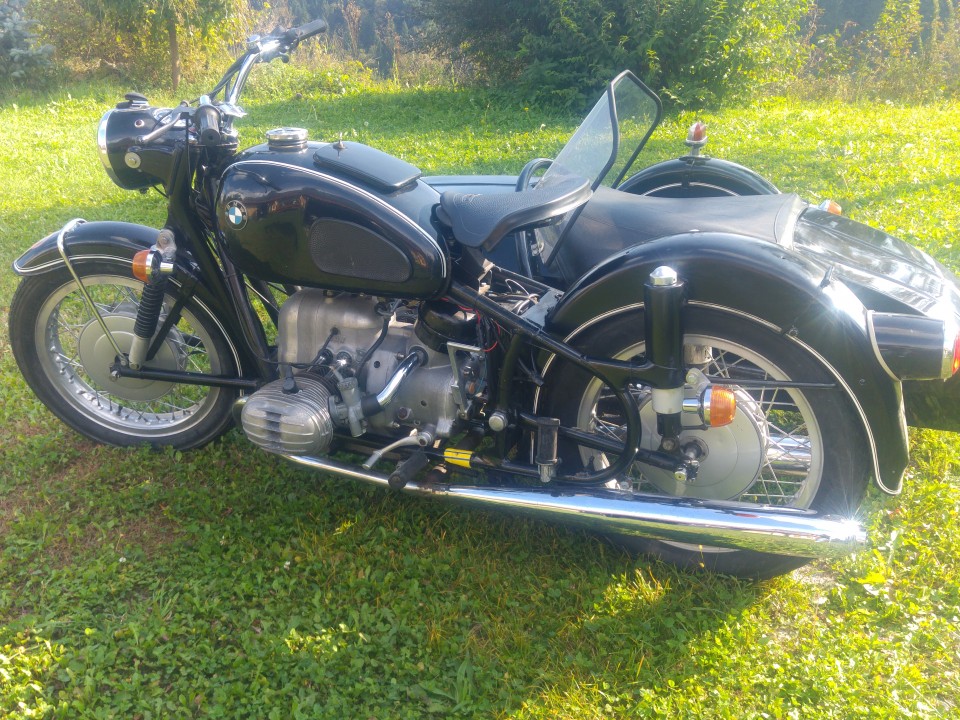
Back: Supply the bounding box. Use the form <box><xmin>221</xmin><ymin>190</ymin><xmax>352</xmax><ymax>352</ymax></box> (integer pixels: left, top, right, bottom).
<box><xmin>225</xmin><ymin>200</ymin><xmax>248</xmax><ymax>229</ymax></box>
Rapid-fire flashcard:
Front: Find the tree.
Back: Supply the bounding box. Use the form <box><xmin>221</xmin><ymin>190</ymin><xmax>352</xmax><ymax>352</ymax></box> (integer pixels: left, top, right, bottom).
<box><xmin>417</xmin><ymin>0</ymin><xmax>812</xmax><ymax>108</ymax></box>
<box><xmin>82</xmin><ymin>0</ymin><xmax>240</xmax><ymax>91</ymax></box>
<box><xmin>0</xmin><ymin>0</ymin><xmax>52</xmax><ymax>83</ymax></box>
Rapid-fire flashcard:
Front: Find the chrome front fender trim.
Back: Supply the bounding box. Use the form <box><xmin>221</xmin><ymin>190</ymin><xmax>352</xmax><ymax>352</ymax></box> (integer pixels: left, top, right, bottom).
<box><xmin>14</xmin><ymin>252</ymin><xmax>135</xmax><ymax>276</ymax></box>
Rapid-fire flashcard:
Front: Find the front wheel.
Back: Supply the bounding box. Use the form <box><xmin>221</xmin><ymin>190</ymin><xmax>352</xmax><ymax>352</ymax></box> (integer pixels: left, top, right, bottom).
<box><xmin>538</xmin><ymin>307</ymin><xmax>870</xmax><ymax>579</ymax></box>
<box><xmin>10</xmin><ymin>261</ymin><xmax>240</xmax><ymax>450</ymax></box>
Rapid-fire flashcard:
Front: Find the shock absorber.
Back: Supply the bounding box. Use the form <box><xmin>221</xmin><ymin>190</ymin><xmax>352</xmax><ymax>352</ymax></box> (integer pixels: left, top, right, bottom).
<box><xmin>644</xmin><ymin>266</ymin><xmax>685</xmax><ymax>453</ymax></box>
<box><xmin>128</xmin><ymin>228</ymin><xmax>177</xmax><ymax>369</ymax></box>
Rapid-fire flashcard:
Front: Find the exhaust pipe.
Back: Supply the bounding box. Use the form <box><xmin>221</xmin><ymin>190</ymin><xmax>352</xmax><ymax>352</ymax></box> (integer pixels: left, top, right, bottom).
<box><xmin>282</xmin><ymin>454</ymin><xmax>865</xmax><ymax>559</ymax></box>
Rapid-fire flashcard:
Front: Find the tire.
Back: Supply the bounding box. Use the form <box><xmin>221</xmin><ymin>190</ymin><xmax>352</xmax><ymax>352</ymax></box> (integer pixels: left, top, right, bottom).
<box><xmin>10</xmin><ymin>261</ymin><xmax>239</xmax><ymax>450</ymax></box>
<box><xmin>538</xmin><ymin>307</ymin><xmax>870</xmax><ymax>579</ymax></box>
<box><xmin>619</xmin><ymin>162</ymin><xmax>780</xmax><ymax>199</ymax></box>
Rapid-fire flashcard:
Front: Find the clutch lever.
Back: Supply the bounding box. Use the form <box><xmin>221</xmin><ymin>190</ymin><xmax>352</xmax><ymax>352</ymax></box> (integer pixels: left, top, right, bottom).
<box><xmin>137</xmin><ymin>104</ymin><xmax>190</xmax><ymax>144</ymax></box>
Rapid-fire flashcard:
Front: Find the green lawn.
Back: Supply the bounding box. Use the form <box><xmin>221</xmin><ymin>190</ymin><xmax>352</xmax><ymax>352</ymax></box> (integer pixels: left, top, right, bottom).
<box><xmin>0</xmin><ymin>77</ymin><xmax>958</xmax><ymax>718</ymax></box>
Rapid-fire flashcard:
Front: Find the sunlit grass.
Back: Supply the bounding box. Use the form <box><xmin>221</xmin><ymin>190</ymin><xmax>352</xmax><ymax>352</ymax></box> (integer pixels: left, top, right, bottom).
<box><xmin>0</xmin><ymin>76</ymin><xmax>958</xmax><ymax>717</ymax></box>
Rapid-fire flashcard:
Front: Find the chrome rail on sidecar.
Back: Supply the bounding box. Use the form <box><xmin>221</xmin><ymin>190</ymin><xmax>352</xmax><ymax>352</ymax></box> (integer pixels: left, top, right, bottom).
<box><xmin>281</xmin><ymin>453</ymin><xmax>865</xmax><ymax>560</ymax></box>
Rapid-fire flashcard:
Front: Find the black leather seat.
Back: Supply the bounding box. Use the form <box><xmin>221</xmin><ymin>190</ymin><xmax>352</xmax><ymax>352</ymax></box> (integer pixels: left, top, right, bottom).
<box><xmin>437</xmin><ymin>175</ymin><xmax>591</xmax><ymax>250</ymax></box>
<box><xmin>550</xmin><ymin>187</ymin><xmax>806</xmax><ymax>281</ymax></box>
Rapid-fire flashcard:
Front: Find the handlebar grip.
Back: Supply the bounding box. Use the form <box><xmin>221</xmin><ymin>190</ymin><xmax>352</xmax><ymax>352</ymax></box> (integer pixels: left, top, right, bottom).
<box><xmin>285</xmin><ymin>18</ymin><xmax>327</xmax><ymax>44</ymax></box>
<box><xmin>195</xmin><ymin>105</ymin><xmax>222</xmax><ymax>147</ymax></box>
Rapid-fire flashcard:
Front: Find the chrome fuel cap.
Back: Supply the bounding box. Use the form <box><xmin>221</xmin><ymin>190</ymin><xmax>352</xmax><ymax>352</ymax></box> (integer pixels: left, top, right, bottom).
<box><xmin>266</xmin><ymin>127</ymin><xmax>308</xmax><ymax>150</ymax></box>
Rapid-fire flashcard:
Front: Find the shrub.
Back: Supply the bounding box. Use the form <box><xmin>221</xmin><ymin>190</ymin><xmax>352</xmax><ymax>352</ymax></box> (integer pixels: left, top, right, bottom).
<box><xmin>795</xmin><ymin>0</ymin><xmax>960</xmax><ymax>102</ymax></box>
<box><xmin>0</xmin><ymin>0</ymin><xmax>52</xmax><ymax>83</ymax></box>
<box><xmin>29</xmin><ymin>0</ymin><xmax>257</xmax><ymax>91</ymax></box>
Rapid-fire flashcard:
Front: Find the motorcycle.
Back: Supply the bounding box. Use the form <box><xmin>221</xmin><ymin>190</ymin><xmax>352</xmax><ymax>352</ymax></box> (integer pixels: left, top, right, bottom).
<box><xmin>10</xmin><ymin>19</ymin><xmax>960</xmax><ymax>579</ymax></box>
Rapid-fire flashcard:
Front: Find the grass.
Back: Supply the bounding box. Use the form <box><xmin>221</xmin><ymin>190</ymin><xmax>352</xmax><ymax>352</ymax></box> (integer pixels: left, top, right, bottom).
<box><xmin>0</xmin><ymin>73</ymin><xmax>959</xmax><ymax>718</ymax></box>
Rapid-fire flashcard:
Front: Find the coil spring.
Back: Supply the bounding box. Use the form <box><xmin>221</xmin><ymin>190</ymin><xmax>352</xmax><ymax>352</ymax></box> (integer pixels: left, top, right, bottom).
<box><xmin>133</xmin><ymin>275</ymin><xmax>169</xmax><ymax>340</ymax></box>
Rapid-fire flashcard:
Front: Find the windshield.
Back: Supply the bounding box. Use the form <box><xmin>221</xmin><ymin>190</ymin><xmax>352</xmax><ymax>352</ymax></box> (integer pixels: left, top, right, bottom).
<box><xmin>536</xmin><ymin>71</ymin><xmax>661</xmax><ymax>263</ymax></box>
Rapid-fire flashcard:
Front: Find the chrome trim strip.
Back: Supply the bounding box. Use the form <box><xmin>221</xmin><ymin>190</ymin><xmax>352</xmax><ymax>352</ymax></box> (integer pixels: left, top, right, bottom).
<box><xmin>942</xmin><ymin>314</ymin><xmax>960</xmax><ymax>379</ymax></box>
<box><xmin>778</xmin><ymin>198</ymin><xmax>801</xmax><ymax>251</ymax></box>
<box><xmin>231</xmin><ymin>159</ymin><xmax>448</xmax><ymax>277</ymax></box>
<box><xmin>96</xmin><ymin>110</ymin><xmax>122</xmax><ymax>186</ymax></box>
<box><xmin>281</xmin><ymin>453</ymin><xmax>865</xmax><ymax>558</ymax></box>
<box><xmin>639</xmin><ymin>182</ymin><xmax>738</xmax><ymax>197</ymax></box>
<box><xmin>865</xmin><ymin>310</ymin><xmax>900</xmax><ymax>381</ymax></box>
<box><xmin>14</xmin><ymin>253</ymin><xmax>131</xmax><ymax>276</ymax></box>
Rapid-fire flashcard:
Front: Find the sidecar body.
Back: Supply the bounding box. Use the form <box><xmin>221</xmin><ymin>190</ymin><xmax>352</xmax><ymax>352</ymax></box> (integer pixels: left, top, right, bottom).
<box><xmin>424</xmin><ymin>171</ymin><xmax>960</xmax><ymax>494</ymax></box>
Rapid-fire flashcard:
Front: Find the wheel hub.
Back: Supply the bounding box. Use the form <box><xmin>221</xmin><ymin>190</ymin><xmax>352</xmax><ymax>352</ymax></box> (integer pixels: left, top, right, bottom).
<box><xmin>638</xmin><ymin>387</ymin><xmax>769</xmax><ymax>499</ymax></box>
<box><xmin>77</xmin><ymin>313</ymin><xmax>181</xmax><ymax>402</ymax></box>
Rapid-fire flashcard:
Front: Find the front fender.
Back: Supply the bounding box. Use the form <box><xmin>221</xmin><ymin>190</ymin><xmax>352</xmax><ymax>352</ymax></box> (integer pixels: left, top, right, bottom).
<box><xmin>11</xmin><ymin>220</ymin><xmax>261</xmax><ymax>381</ymax></box>
<box><xmin>547</xmin><ymin>231</ymin><xmax>909</xmax><ymax>494</ymax></box>
<box><xmin>13</xmin><ymin>220</ymin><xmax>161</xmax><ymax>276</ymax></box>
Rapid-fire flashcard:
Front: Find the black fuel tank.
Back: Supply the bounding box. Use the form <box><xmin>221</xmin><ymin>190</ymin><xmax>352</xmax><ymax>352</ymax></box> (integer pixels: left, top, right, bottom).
<box><xmin>217</xmin><ymin>138</ymin><xmax>447</xmax><ymax>298</ymax></box>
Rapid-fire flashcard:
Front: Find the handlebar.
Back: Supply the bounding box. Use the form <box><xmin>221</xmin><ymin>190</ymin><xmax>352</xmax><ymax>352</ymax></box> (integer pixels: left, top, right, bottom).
<box><xmin>282</xmin><ymin>18</ymin><xmax>328</xmax><ymax>45</ymax></box>
<box><xmin>140</xmin><ymin>18</ymin><xmax>327</xmax><ymax>148</ymax></box>
<box><xmin>215</xmin><ymin>18</ymin><xmax>328</xmax><ymax>107</ymax></box>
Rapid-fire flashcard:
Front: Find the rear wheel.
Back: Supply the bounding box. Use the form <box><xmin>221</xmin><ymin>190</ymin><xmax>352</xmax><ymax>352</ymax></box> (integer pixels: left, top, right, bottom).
<box><xmin>10</xmin><ymin>261</ymin><xmax>239</xmax><ymax>450</ymax></box>
<box><xmin>538</xmin><ymin>307</ymin><xmax>870</xmax><ymax>579</ymax></box>
<box><xmin>619</xmin><ymin>160</ymin><xmax>780</xmax><ymax>198</ymax></box>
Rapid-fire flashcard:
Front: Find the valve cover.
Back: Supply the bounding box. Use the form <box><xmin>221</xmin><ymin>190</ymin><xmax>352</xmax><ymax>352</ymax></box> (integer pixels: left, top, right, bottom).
<box><xmin>241</xmin><ymin>375</ymin><xmax>334</xmax><ymax>455</ymax></box>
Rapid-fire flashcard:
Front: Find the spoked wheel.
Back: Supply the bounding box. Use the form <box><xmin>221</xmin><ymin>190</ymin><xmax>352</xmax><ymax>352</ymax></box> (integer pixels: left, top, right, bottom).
<box><xmin>618</xmin><ymin>160</ymin><xmax>780</xmax><ymax>198</ymax></box>
<box><xmin>538</xmin><ymin>307</ymin><xmax>870</xmax><ymax>579</ymax></box>
<box><xmin>10</xmin><ymin>262</ymin><xmax>239</xmax><ymax>450</ymax></box>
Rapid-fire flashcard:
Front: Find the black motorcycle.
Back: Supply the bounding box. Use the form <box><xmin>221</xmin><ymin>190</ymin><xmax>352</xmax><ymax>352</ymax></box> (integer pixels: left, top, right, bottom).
<box><xmin>10</xmin><ymin>20</ymin><xmax>960</xmax><ymax>578</ymax></box>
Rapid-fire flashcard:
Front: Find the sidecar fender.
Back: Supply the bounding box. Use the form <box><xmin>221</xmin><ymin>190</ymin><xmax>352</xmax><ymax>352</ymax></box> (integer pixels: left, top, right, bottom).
<box><xmin>546</xmin><ymin>230</ymin><xmax>909</xmax><ymax>493</ymax></box>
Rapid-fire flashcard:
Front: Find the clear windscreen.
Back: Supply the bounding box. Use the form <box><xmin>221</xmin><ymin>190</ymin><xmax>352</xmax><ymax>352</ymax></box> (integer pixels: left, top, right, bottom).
<box><xmin>535</xmin><ymin>72</ymin><xmax>661</xmax><ymax>263</ymax></box>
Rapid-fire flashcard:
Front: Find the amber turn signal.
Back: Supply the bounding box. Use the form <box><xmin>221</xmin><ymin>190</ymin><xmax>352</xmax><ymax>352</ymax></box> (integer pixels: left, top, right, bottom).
<box><xmin>953</xmin><ymin>331</ymin><xmax>960</xmax><ymax>376</ymax></box>
<box><xmin>703</xmin><ymin>386</ymin><xmax>737</xmax><ymax>427</ymax></box>
<box><xmin>818</xmin><ymin>199</ymin><xmax>843</xmax><ymax>215</ymax></box>
<box><xmin>131</xmin><ymin>249</ymin><xmax>153</xmax><ymax>282</ymax></box>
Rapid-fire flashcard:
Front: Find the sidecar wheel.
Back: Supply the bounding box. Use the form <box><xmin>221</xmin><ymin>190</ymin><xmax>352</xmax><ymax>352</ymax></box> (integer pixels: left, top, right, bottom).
<box><xmin>538</xmin><ymin>307</ymin><xmax>870</xmax><ymax>580</ymax></box>
<box><xmin>10</xmin><ymin>262</ymin><xmax>239</xmax><ymax>450</ymax></box>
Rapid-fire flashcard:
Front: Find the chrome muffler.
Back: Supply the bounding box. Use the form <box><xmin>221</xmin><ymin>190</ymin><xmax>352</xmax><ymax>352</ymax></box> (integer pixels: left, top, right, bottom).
<box><xmin>282</xmin><ymin>454</ymin><xmax>865</xmax><ymax>559</ymax></box>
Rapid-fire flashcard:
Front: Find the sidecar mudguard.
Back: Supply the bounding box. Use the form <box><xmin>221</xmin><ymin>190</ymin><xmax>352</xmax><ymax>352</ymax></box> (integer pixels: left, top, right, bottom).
<box><xmin>546</xmin><ymin>231</ymin><xmax>911</xmax><ymax>493</ymax></box>
<box><xmin>12</xmin><ymin>220</ymin><xmax>259</xmax><ymax>378</ymax></box>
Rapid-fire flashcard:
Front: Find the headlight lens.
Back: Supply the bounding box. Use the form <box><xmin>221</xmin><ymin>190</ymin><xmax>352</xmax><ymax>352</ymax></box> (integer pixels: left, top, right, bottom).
<box><xmin>97</xmin><ymin>110</ymin><xmax>122</xmax><ymax>186</ymax></box>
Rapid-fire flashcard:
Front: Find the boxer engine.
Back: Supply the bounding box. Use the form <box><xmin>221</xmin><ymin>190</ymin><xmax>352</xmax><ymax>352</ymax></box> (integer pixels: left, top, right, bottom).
<box><xmin>239</xmin><ymin>290</ymin><xmax>482</xmax><ymax>456</ymax></box>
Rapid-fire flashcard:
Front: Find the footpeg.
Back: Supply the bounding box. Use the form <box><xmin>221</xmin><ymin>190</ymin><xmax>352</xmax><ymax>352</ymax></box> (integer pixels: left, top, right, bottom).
<box><xmin>535</xmin><ymin>416</ymin><xmax>560</xmax><ymax>483</ymax></box>
<box><xmin>388</xmin><ymin>450</ymin><xmax>429</xmax><ymax>490</ymax></box>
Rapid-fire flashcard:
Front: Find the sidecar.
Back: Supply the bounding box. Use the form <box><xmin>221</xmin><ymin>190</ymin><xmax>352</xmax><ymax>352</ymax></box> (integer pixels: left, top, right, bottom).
<box><xmin>424</xmin><ymin>152</ymin><xmax>960</xmax><ymax>496</ymax></box>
